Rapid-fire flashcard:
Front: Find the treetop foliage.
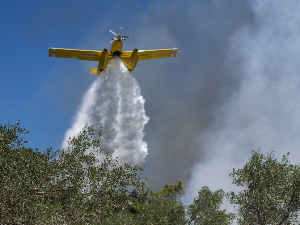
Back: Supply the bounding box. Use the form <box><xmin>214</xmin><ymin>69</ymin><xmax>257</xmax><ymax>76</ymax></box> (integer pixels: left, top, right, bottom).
<box><xmin>2</xmin><ymin>122</ymin><xmax>300</xmax><ymax>225</ymax></box>
<box><xmin>228</xmin><ymin>149</ymin><xmax>300</xmax><ymax>224</ymax></box>
<box><xmin>187</xmin><ymin>186</ymin><xmax>234</xmax><ymax>225</ymax></box>
<box><xmin>0</xmin><ymin>121</ymin><xmax>28</xmax><ymax>148</ymax></box>
<box><xmin>149</xmin><ymin>180</ymin><xmax>186</xmax><ymax>199</ymax></box>
<box><xmin>0</xmin><ymin>122</ymin><xmax>147</xmax><ymax>224</ymax></box>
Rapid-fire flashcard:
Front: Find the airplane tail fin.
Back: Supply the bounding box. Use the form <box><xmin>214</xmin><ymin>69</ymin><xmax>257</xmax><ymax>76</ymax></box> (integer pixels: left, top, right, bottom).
<box><xmin>90</xmin><ymin>68</ymin><xmax>97</xmax><ymax>74</ymax></box>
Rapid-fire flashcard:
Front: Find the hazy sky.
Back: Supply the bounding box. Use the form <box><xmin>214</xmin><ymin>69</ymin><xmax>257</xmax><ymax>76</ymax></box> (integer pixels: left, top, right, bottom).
<box><xmin>2</xmin><ymin>1</ymin><xmax>300</xmax><ymax>218</ymax></box>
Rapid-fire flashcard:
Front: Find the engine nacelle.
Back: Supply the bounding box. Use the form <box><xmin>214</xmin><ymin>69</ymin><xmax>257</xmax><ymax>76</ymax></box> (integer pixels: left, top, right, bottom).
<box><xmin>127</xmin><ymin>49</ymin><xmax>139</xmax><ymax>73</ymax></box>
<box><xmin>95</xmin><ymin>48</ymin><xmax>109</xmax><ymax>76</ymax></box>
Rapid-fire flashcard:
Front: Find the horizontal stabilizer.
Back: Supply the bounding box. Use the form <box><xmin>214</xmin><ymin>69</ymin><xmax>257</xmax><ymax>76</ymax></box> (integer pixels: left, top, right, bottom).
<box><xmin>90</xmin><ymin>68</ymin><xmax>97</xmax><ymax>74</ymax></box>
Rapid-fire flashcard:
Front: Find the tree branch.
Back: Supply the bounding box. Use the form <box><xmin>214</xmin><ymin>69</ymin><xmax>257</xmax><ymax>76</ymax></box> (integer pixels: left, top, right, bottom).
<box><xmin>38</xmin><ymin>204</ymin><xmax>67</xmax><ymax>224</ymax></box>
<box><xmin>278</xmin><ymin>180</ymin><xmax>299</xmax><ymax>225</ymax></box>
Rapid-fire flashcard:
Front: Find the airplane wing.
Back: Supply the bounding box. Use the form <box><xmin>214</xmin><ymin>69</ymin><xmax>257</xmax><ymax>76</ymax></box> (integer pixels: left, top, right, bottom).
<box><xmin>48</xmin><ymin>48</ymin><xmax>111</xmax><ymax>61</ymax></box>
<box><xmin>122</xmin><ymin>48</ymin><xmax>178</xmax><ymax>61</ymax></box>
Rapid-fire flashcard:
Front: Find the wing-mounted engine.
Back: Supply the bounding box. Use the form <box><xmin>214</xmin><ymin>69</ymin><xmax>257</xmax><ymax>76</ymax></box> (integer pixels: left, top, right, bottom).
<box><xmin>127</xmin><ymin>49</ymin><xmax>139</xmax><ymax>73</ymax></box>
<box><xmin>90</xmin><ymin>48</ymin><xmax>109</xmax><ymax>76</ymax></box>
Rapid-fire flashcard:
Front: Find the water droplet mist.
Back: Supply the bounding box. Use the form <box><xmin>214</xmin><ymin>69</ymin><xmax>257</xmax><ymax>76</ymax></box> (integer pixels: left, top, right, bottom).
<box><xmin>62</xmin><ymin>58</ymin><xmax>149</xmax><ymax>165</ymax></box>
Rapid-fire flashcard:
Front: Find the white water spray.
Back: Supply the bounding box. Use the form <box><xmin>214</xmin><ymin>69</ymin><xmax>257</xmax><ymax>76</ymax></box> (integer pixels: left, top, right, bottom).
<box><xmin>62</xmin><ymin>58</ymin><xmax>149</xmax><ymax>165</ymax></box>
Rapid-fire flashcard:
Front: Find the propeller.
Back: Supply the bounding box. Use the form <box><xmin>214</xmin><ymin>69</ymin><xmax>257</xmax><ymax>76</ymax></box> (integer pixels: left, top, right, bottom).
<box><xmin>109</xmin><ymin>30</ymin><xmax>117</xmax><ymax>36</ymax></box>
<box><xmin>109</xmin><ymin>27</ymin><xmax>131</xmax><ymax>42</ymax></box>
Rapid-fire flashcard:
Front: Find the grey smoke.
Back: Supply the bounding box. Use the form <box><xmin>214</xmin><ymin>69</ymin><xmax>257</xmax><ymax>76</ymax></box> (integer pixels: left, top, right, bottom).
<box><xmin>128</xmin><ymin>0</ymin><xmax>254</xmax><ymax>190</ymax></box>
<box><xmin>186</xmin><ymin>0</ymin><xmax>300</xmax><ymax>218</ymax></box>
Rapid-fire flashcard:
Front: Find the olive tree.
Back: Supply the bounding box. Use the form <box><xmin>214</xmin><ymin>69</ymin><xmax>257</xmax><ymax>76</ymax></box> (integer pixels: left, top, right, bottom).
<box><xmin>187</xmin><ymin>186</ymin><xmax>234</xmax><ymax>225</ymax></box>
<box><xmin>228</xmin><ymin>149</ymin><xmax>300</xmax><ymax>224</ymax></box>
<box><xmin>0</xmin><ymin>122</ymin><xmax>147</xmax><ymax>224</ymax></box>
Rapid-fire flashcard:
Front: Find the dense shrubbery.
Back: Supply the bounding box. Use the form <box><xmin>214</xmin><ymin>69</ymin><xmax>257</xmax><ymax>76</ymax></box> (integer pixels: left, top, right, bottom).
<box><xmin>1</xmin><ymin>122</ymin><xmax>300</xmax><ymax>224</ymax></box>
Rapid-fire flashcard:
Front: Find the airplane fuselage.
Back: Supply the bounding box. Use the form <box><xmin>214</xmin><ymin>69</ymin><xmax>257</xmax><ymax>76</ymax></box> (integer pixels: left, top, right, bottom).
<box><xmin>110</xmin><ymin>40</ymin><xmax>123</xmax><ymax>56</ymax></box>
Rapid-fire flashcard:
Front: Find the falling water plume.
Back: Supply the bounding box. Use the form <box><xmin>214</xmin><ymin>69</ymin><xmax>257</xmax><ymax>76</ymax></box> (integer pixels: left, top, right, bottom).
<box><xmin>62</xmin><ymin>58</ymin><xmax>149</xmax><ymax>165</ymax></box>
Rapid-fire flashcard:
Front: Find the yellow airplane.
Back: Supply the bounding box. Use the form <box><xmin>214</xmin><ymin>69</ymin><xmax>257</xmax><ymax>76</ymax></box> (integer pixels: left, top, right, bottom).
<box><xmin>49</xmin><ymin>27</ymin><xmax>178</xmax><ymax>76</ymax></box>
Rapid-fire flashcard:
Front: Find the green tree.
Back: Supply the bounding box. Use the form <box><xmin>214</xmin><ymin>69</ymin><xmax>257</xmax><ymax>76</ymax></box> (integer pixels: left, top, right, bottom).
<box><xmin>127</xmin><ymin>188</ymin><xmax>149</xmax><ymax>214</ymax></box>
<box><xmin>103</xmin><ymin>194</ymin><xmax>187</xmax><ymax>225</ymax></box>
<box><xmin>105</xmin><ymin>181</ymin><xmax>187</xmax><ymax>224</ymax></box>
<box><xmin>149</xmin><ymin>180</ymin><xmax>186</xmax><ymax>199</ymax></box>
<box><xmin>228</xmin><ymin>149</ymin><xmax>300</xmax><ymax>224</ymax></box>
<box><xmin>187</xmin><ymin>186</ymin><xmax>234</xmax><ymax>225</ymax></box>
<box><xmin>140</xmin><ymin>194</ymin><xmax>186</xmax><ymax>225</ymax></box>
<box><xmin>138</xmin><ymin>181</ymin><xmax>187</xmax><ymax>224</ymax></box>
<box><xmin>0</xmin><ymin>122</ymin><xmax>148</xmax><ymax>224</ymax></box>
<box><xmin>0</xmin><ymin>121</ymin><xmax>58</xmax><ymax>224</ymax></box>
